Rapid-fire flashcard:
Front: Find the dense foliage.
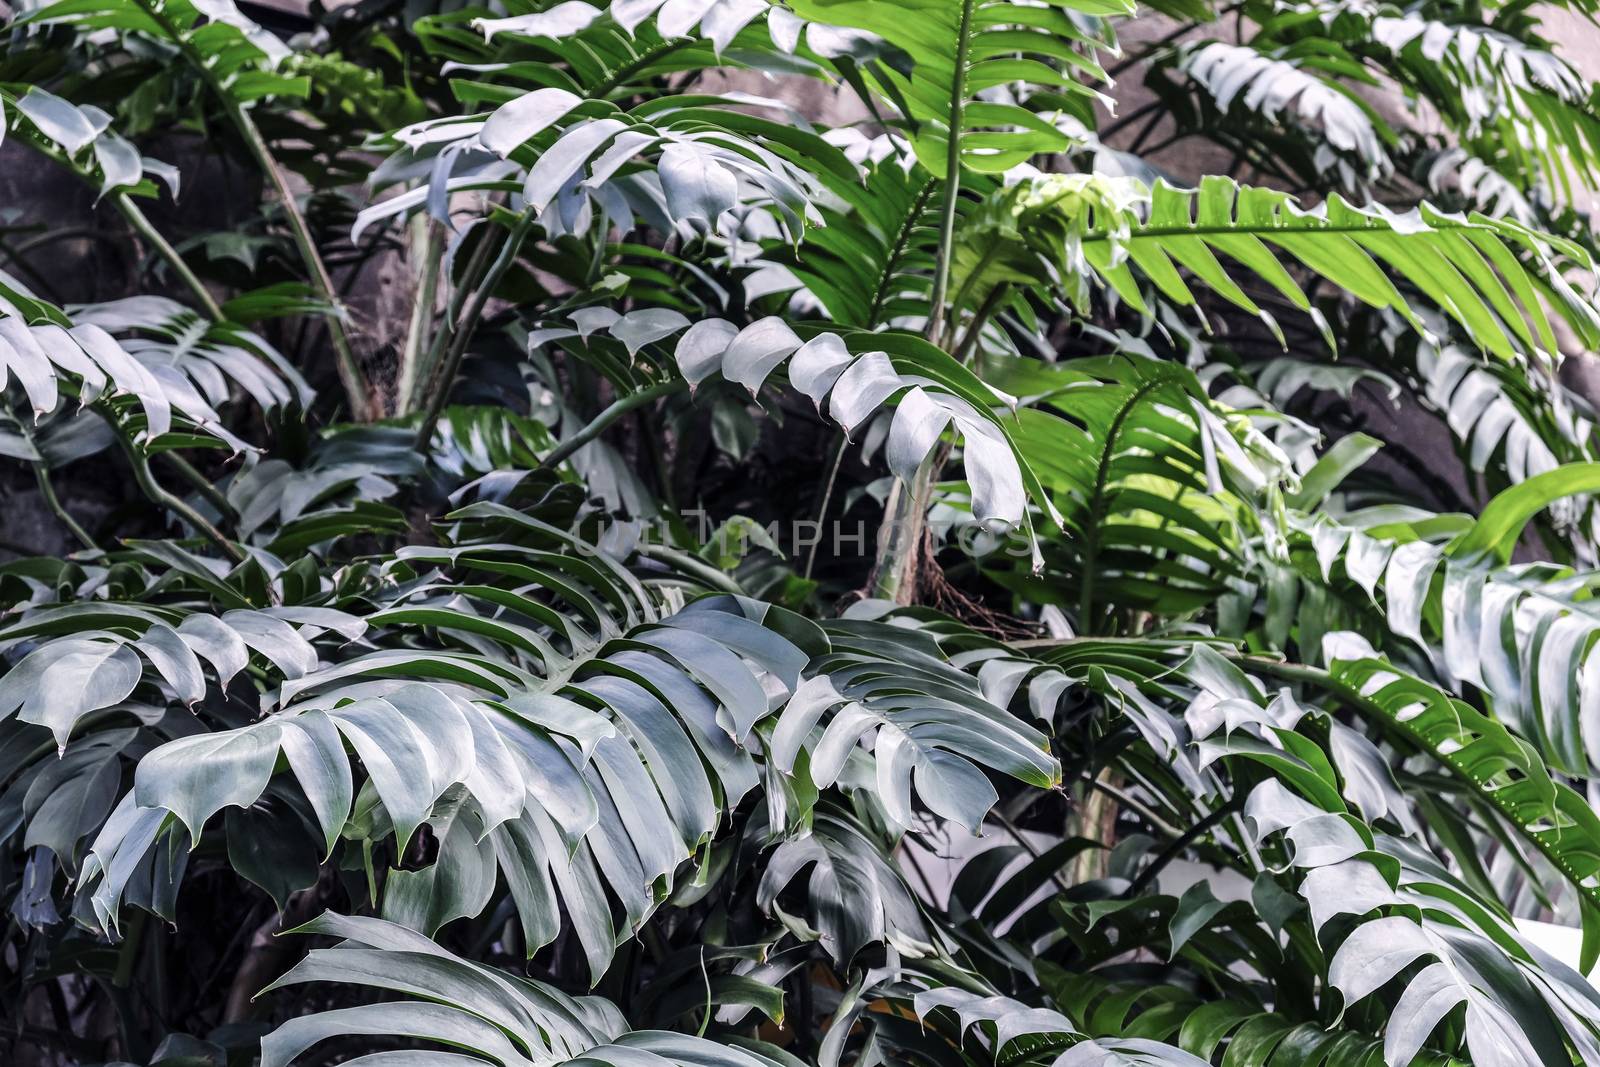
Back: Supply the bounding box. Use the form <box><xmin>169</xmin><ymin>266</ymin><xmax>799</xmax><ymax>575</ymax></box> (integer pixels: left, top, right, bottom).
<box><xmin>5</xmin><ymin>0</ymin><xmax>1600</xmax><ymax>1065</ymax></box>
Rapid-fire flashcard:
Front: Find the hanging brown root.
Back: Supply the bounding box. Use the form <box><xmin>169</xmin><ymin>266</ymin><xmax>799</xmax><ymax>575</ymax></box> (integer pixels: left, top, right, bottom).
<box><xmin>919</xmin><ymin>530</ymin><xmax>1039</xmax><ymax>640</ymax></box>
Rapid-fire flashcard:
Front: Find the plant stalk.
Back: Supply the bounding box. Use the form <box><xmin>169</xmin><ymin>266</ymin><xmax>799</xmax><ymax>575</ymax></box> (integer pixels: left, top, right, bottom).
<box><xmin>413</xmin><ymin>218</ymin><xmax>500</xmax><ymax>414</ymax></box>
<box><xmin>135</xmin><ymin>0</ymin><xmax>375</xmax><ymax>420</ymax></box>
<box><xmin>803</xmin><ymin>433</ymin><xmax>847</xmax><ymax>581</ymax></box>
<box><xmin>397</xmin><ymin>215</ymin><xmax>443</xmax><ymax>416</ymax></box>
<box><xmin>222</xmin><ymin>98</ymin><xmax>374</xmax><ymax>420</ymax></box>
<box><xmin>538</xmin><ymin>379</ymin><xmax>689</xmax><ymax>471</ymax></box>
<box><xmin>866</xmin><ymin>177</ymin><xmax>937</xmax><ymax>328</ymax></box>
<box><xmin>1078</xmin><ymin>375</ymin><xmax>1170</xmax><ymax>635</ymax></box>
<box><xmin>114</xmin><ymin>193</ymin><xmax>225</xmax><ymax>321</ymax></box>
<box><xmin>113</xmin><ymin>431</ymin><xmax>245</xmax><ymax>563</ymax></box>
<box><xmin>161</xmin><ymin>451</ymin><xmax>239</xmax><ymax>527</ymax></box>
<box><xmin>1123</xmin><ymin>796</ymin><xmax>1240</xmax><ymax>897</ymax></box>
<box><xmin>866</xmin><ymin>0</ymin><xmax>973</xmax><ymax>604</ymax></box>
<box><xmin>414</xmin><ymin>210</ymin><xmax>538</xmax><ymax>448</ymax></box>
<box><xmin>1086</xmin><ymin>776</ymin><xmax>1183</xmax><ymax>839</ymax></box>
<box><xmin>868</xmin><ymin>453</ymin><xmax>939</xmax><ymax>604</ymax></box>
<box><xmin>952</xmin><ymin>283</ymin><xmax>1009</xmax><ymax>365</ymax></box>
<box><xmin>924</xmin><ymin>0</ymin><xmax>975</xmax><ymax>349</ymax></box>
<box><xmin>31</xmin><ymin>461</ymin><xmax>98</xmax><ymax>551</ymax></box>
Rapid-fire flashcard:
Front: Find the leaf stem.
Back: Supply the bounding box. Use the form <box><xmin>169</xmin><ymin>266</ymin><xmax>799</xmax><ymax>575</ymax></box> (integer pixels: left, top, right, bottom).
<box><xmin>396</xmin><ymin>215</ymin><xmax>442</xmax><ymax>416</ymax></box>
<box><xmin>589</xmin><ymin>38</ymin><xmax>697</xmax><ymax>98</ymax></box>
<box><xmin>114</xmin><ymin>193</ymin><xmax>225</xmax><ymax>321</ymax></box>
<box><xmin>867</xmin><ymin>0</ymin><xmax>973</xmax><ymax>605</ymax></box>
<box><xmin>413</xmin><ymin>210</ymin><xmax>538</xmax><ymax>448</ymax></box>
<box><xmin>1086</xmin><ymin>776</ymin><xmax>1184</xmax><ymax>839</ymax></box>
<box><xmin>112</xmin><ymin>430</ymin><xmax>245</xmax><ymax>563</ymax></box>
<box><xmin>952</xmin><ymin>283</ymin><xmax>1009</xmax><ymax>365</ymax></box>
<box><xmin>224</xmin><ymin>99</ymin><xmax>373</xmax><ymax>420</ymax></box>
<box><xmin>5</xmin><ymin>114</ymin><xmax>223</xmax><ymax>320</ymax></box>
<box><xmin>868</xmin><ymin>454</ymin><xmax>939</xmax><ymax>604</ymax></box>
<box><xmin>30</xmin><ymin>461</ymin><xmax>98</xmax><ymax>551</ymax></box>
<box><xmin>925</xmin><ymin>0</ymin><xmax>975</xmax><ymax>347</ymax></box>
<box><xmin>161</xmin><ymin>452</ymin><xmax>239</xmax><ymax>527</ymax></box>
<box><xmin>1123</xmin><ymin>796</ymin><xmax>1240</xmax><ymax>898</ymax></box>
<box><xmin>135</xmin><ymin>0</ymin><xmax>374</xmax><ymax>420</ymax></box>
<box><xmin>946</xmin><ymin>242</ymin><xmax>1002</xmax><ymax>329</ymax></box>
<box><xmin>538</xmin><ymin>378</ymin><xmax>689</xmax><ymax>471</ymax></box>
<box><xmin>804</xmin><ymin>433</ymin><xmax>847</xmax><ymax>581</ymax></box>
<box><xmin>867</xmin><ymin>177</ymin><xmax>937</xmax><ymax>328</ymax></box>
<box><xmin>412</xmin><ymin>218</ymin><xmax>500</xmax><ymax>417</ymax></box>
<box><xmin>1078</xmin><ymin>374</ymin><xmax>1172</xmax><ymax>635</ymax></box>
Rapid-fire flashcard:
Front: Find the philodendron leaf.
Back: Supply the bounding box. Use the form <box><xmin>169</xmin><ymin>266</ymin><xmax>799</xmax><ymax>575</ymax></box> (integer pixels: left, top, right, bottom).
<box><xmin>261</xmin><ymin>912</ymin><xmax>800</xmax><ymax>1067</ymax></box>
<box><xmin>1055</xmin><ymin>1040</ymin><xmax>1212</xmax><ymax>1066</ymax></box>
<box><xmin>1329</xmin><ymin>916</ymin><xmax>1555</xmax><ymax>1067</ymax></box>
<box><xmin>11</xmin><ymin>7</ymin><xmax>1600</xmax><ymax>1067</ymax></box>
<box><xmin>479</xmin><ymin>86</ymin><xmax>585</xmax><ymax>157</ymax></box>
<box><xmin>15</xmin><ymin>87</ymin><xmax>98</xmax><ymax>155</ymax></box>
<box><xmin>909</xmin><ymin>987</ymin><xmax>1208</xmax><ymax>1066</ymax></box>
<box><xmin>474</xmin><ymin>1</ymin><xmax>604</xmax><ymax>42</ymax></box>
<box><xmin>1448</xmin><ymin>462</ymin><xmax>1600</xmax><ymax>563</ymax></box>
<box><xmin>0</xmin><ymin>637</ymin><xmax>141</xmax><ymax>750</ymax></box>
<box><xmin>547</xmin><ymin>310</ymin><xmax>1057</xmax><ymax>531</ymax></box>
<box><xmin>134</xmin><ymin>726</ymin><xmax>284</xmax><ymax>844</ymax></box>
<box><xmin>1167</xmin><ymin>882</ymin><xmax>1227</xmax><ymax>958</ymax></box>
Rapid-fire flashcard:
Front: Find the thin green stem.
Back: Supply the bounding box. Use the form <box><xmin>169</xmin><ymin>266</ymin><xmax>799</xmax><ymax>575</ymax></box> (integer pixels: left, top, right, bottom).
<box><xmin>1086</xmin><ymin>776</ymin><xmax>1184</xmax><ymax>839</ymax></box>
<box><xmin>1123</xmin><ymin>796</ymin><xmax>1240</xmax><ymax>898</ymax></box>
<box><xmin>112</xmin><ymin>910</ymin><xmax>146</xmax><ymax>987</ymax></box>
<box><xmin>161</xmin><ymin>452</ymin><xmax>239</xmax><ymax>527</ymax></box>
<box><xmin>12</xmin><ymin>227</ymin><xmax>123</xmax><ymax>255</ymax></box>
<box><xmin>134</xmin><ymin>0</ymin><xmax>374</xmax><ymax>420</ymax></box>
<box><xmin>866</xmin><ymin>0</ymin><xmax>972</xmax><ymax>604</ymax></box>
<box><xmin>1078</xmin><ymin>375</ymin><xmax>1170</xmax><ymax>635</ymax></box>
<box><xmin>226</xmin><ymin>102</ymin><xmax>372</xmax><ymax>420</ymax></box>
<box><xmin>114</xmin><ymin>193</ymin><xmax>225</xmax><ymax>321</ymax></box>
<box><xmin>397</xmin><ymin>215</ymin><xmax>442</xmax><ymax>416</ymax></box>
<box><xmin>538</xmin><ymin>378</ymin><xmax>689</xmax><ymax>471</ymax></box>
<box><xmin>867</xmin><ymin>177</ymin><xmax>937</xmax><ymax>328</ymax></box>
<box><xmin>105</xmin><ymin>911</ymin><xmax>149</xmax><ymax>1060</ymax></box>
<box><xmin>0</xmin><ymin>235</ymin><xmax>64</xmax><ymax>301</ymax></box>
<box><xmin>414</xmin><ymin>218</ymin><xmax>500</xmax><ymax>414</ymax></box>
<box><xmin>589</xmin><ymin>38</ymin><xmax>697</xmax><ymax>98</ymax></box>
<box><xmin>641</xmin><ymin>403</ymin><xmax>679</xmax><ymax>514</ymax></box>
<box><xmin>0</xmin><ymin>106</ymin><xmax>218</xmax><ymax>317</ymax></box>
<box><xmin>925</xmin><ymin>0</ymin><xmax>975</xmax><ymax>347</ymax></box>
<box><xmin>952</xmin><ymin>282</ymin><xmax>1009</xmax><ymax>365</ymax></box>
<box><xmin>31</xmin><ymin>461</ymin><xmax>98</xmax><ymax>551</ymax></box>
<box><xmin>804</xmin><ymin>433</ymin><xmax>847</xmax><ymax>581</ymax></box>
<box><xmin>990</xmin><ymin>810</ymin><xmax>1073</xmax><ymax>894</ymax></box>
<box><xmin>112</xmin><ymin>430</ymin><xmax>244</xmax><ymax>564</ymax></box>
<box><xmin>414</xmin><ymin>210</ymin><xmax>538</xmax><ymax>449</ymax></box>
<box><xmin>945</xmin><ymin>241</ymin><xmax>1003</xmax><ymax>334</ymax></box>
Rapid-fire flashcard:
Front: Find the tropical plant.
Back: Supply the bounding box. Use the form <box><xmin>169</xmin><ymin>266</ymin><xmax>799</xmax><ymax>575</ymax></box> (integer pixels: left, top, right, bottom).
<box><xmin>6</xmin><ymin>1</ymin><xmax>1600</xmax><ymax>1066</ymax></box>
